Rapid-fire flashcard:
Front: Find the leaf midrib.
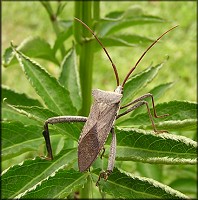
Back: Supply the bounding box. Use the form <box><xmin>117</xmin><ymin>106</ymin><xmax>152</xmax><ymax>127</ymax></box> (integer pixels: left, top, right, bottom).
<box><xmin>23</xmin><ymin>58</ymin><xmax>64</xmax><ymax>115</ymax></box>
<box><xmin>55</xmin><ymin>173</ymin><xmax>87</xmax><ymax>198</ymax></box>
<box><xmin>113</xmin><ymin>146</ymin><xmax>196</xmax><ymax>157</ymax></box>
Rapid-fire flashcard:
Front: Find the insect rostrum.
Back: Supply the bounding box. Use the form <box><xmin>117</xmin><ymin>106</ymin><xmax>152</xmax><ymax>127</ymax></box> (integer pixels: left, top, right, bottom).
<box><xmin>42</xmin><ymin>18</ymin><xmax>178</xmax><ymax>186</ymax></box>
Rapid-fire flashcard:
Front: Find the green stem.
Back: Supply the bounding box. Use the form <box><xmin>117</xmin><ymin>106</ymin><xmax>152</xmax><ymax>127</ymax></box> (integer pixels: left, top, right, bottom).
<box><xmin>94</xmin><ymin>1</ymin><xmax>100</xmax><ymax>21</ymax></box>
<box><xmin>79</xmin><ymin>41</ymin><xmax>93</xmax><ymax>116</ymax></box>
<box><xmin>77</xmin><ymin>1</ymin><xmax>94</xmax><ymax>116</ymax></box>
<box><xmin>41</xmin><ymin>1</ymin><xmax>66</xmax><ymax>59</ymax></box>
<box><xmin>74</xmin><ymin>1</ymin><xmax>100</xmax><ymax>198</ymax></box>
<box><xmin>74</xmin><ymin>1</ymin><xmax>82</xmax><ymax>44</ymax></box>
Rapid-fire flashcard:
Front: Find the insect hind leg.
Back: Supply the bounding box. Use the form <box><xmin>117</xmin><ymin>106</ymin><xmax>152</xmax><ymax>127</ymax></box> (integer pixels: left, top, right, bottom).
<box><xmin>43</xmin><ymin>116</ymin><xmax>87</xmax><ymax>160</ymax></box>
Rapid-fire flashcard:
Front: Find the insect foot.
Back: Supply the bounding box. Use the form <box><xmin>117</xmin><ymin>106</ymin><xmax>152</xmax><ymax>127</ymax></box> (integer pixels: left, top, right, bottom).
<box><xmin>154</xmin><ymin>129</ymin><xmax>169</xmax><ymax>134</ymax></box>
<box><xmin>96</xmin><ymin>170</ymin><xmax>112</xmax><ymax>186</ymax></box>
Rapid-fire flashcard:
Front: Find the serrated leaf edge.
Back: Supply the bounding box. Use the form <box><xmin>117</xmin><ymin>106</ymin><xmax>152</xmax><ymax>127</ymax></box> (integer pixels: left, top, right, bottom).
<box><xmin>116</xmin><ymin>127</ymin><xmax>197</xmax><ymax>148</ymax></box>
<box><xmin>56</xmin><ymin>171</ymin><xmax>88</xmax><ymax>198</ymax></box>
<box><xmin>102</xmin><ymin>168</ymin><xmax>189</xmax><ymax>199</ymax></box>
<box><xmin>119</xmin><ymin>168</ymin><xmax>189</xmax><ymax>199</ymax></box>
<box><xmin>10</xmin><ymin>149</ymin><xmax>76</xmax><ymax>198</ymax></box>
<box><xmin>11</xmin><ymin>45</ymin><xmax>77</xmax><ymax>115</ymax></box>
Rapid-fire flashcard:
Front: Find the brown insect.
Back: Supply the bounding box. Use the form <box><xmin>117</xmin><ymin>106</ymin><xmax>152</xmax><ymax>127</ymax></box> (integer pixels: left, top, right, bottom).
<box><xmin>43</xmin><ymin>18</ymin><xmax>178</xmax><ymax>185</ymax></box>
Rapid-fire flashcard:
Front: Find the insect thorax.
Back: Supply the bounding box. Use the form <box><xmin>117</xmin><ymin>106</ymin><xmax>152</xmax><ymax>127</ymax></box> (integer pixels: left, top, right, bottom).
<box><xmin>92</xmin><ymin>88</ymin><xmax>122</xmax><ymax>104</ymax></box>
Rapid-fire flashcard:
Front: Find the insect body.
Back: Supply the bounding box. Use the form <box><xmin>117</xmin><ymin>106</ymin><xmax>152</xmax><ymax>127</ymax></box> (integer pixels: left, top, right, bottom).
<box><xmin>78</xmin><ymin>88</ymin><xmax>122</xmax><ymax>172</ymax></box>
<box><xmin>42</xmin><ymin>18</ymin><xmax>178</xmax><ymax>185</ymax></box>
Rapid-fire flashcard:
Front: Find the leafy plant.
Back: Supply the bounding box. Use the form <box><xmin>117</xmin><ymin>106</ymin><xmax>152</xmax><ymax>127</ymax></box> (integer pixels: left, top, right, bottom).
<box><xmin>2</xmin><ymin>2</ymin><xmax>197</xmax><ymax>199</ymax></box>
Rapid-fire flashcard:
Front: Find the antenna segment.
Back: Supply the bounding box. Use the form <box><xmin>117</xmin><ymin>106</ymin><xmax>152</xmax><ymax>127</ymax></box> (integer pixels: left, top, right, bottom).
<box><xmin>74</xmin><ymin>17</ymin><xmax>120</xmax><ymax>86</ymax></box>
<box><xmin>121</xmin><ymin>25</ymin><xmax>178</xmax><ymax>87</ymax></box>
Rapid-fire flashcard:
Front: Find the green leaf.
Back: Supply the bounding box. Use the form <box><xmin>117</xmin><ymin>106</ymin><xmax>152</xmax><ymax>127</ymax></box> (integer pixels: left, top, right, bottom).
<box><xmin>57</xmin><ymin>19</ymin><xmax>73</xmax><ymax>29</ymax></box>
<box><xmin>2</xmin><ymin>46</ymin><xmax>15</xmax><ymax>67</ymax></box>
<box><xmin>97</xmin><ymin>15</ymin><xmax>165</xmax><ymax>37</ymax></box>
<box><xmin>105</xmin><ymin>128</ymin><xmax>197</xmax><ymax>164</ymax></box>
<box><xmin>132</xmin><ymin>82</ymin><xmax>174</xmax><ymax>116</ymax></box>
<box><xmin>149</xmin><ymin>82</ymin><xmax>174</xmax><ymax>99</ymax></box>
<box><xmin>40</xmin><ymin>2</ymin><xmax>53</xmax><ymax>17</ymax></box>
<box><xmin>21</xmin><ymin>169</ymin><xmax>88</xmax><ymax>199</ymax></box>
<box><xmin>1</xmin><ymin>148</ymin><xmax>77</xmax><ymax>199</ymax></box>
<box><xmin>4</xmin><ymin>37</ymin><xmax>59</xmax><ymax>67</ymax></box>
<box><xmin>136</xmin><ymin>163</ymin><xmax>163</xmax><ymax>182</ymax></box>
<box><xmin>2</xmin><ymin>85</ymin><xmax>42</xmax><ymax>106</ymax></box>
<box><xmin>12</xmin><ymin>46</ymin><xmax>77</xmax><ymax>115</ymax></box>
<box><xmin>18</xmin><ymin>37</ymin><xmax>59</xmax><ymax>64</ymax></box>
<box><xmin>92</xmin><ymin>168</ymin><xmax>188</xmax><ymax>199</ymax></box>
<box><xmin>7</xmin><ymin>105</ymin><xmax>59</xmax><ymax>125</ymax></box>
<box><xmin>105</xmin><ymin>6</ymin><xmax>144</xmax><ymax>20</ymax></box>
<box><xmin>59</xmin><ymin>47</ymin><xmax>82</xmax><ymax>111</ymax></box>
<box><xmin>93</xmin><ymin>34</ymin><xmax>153</xmax><ymax>51</ymax></box>
<box><xmin>105</xmin><ymin>5</ymin><xmax>143</xmax><ymax>20</ymax></box>
<box><xmin>2</xmin><ymin>121</ymin><xmax>44</xmax><ymax>160</ymax></box>
<box><xmin>105</xmin><ymin>10</ymin><xmax>125</xmax><ymax>19</ymax></box>
<box><xmin>169</xmin><ymin>178</ymin><xmax>197</xmax><ymax>195</ymax></box>
<box><xmin>122</xmin><ymin>62</ymin><xmax>164</xmax><ymax>105</ymax></box>
<box><xmin>118</xmin><ymin>101</ymin><xmax>197</xmax><ymax>131</ymax></box>
<box><xmin>53</xmin><ymin>28</ymin><xmax>73</xmax><ymax>54</ymax></box>
<box><xmin>56</xmin><ymin>2</ymin><xmax>67</xmax><ymax>17</ymax></box>
<box><xmin>152</xmin><ymin>119</ymin><xmax>197</xmax><ymax>131</ymax></box>
<box><xmin>8</xmin><ymin>105</ymin><xmax>83</xmax><ymax>141</ymax></box>
<box><xmin>2</xmin><ymin>103</ymin><xmax>38</xmax><ymax>125</ymax></box>
<box><xmin>2</xmin><ymin>120</ymin><xmax>65</xmax><ymax>162</ymax></box>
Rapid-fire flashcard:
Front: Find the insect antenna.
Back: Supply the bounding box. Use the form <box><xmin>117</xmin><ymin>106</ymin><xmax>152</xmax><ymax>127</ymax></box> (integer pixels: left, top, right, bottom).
<box><xmin>74</xmin><ymin>17</ymin><xmax>120</xmax><ymax>86</ymax></box>
<box><xmin>122</xmin><ymin>25</ymin><xmax>178</xmax><ymax>87</ymax></box>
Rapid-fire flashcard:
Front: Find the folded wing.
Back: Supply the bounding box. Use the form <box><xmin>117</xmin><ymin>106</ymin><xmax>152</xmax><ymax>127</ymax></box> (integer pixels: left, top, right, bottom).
<box><xmin>78</xmin><ymin>124</ymin><xmax>100</xmax><ymax>172</ymax></box>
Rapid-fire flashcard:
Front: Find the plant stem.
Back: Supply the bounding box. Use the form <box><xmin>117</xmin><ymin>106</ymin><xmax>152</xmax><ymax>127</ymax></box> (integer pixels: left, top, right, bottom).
<box><xmin>74</xmin><ymin>1</ymin><xmax>100</xmax><ymax>198</ymax></box>
<box><xmin>75</xmin><ymin>1</ymin><xmax>94</xmax><ymax>116</ymax></box>
<box><xmin>74</xmin><ymin>1</ymin><xmax>82</xmax><ymax>44</ymax></box>
<box><xmin>94</xmin><ymin>1</ymin><xmax>100</xmax><ymax>21</ymax></box>
<box><xmin>41</xmin><ymin>1</ymin><xmax>66</xmax><ymax>60</ymax></box>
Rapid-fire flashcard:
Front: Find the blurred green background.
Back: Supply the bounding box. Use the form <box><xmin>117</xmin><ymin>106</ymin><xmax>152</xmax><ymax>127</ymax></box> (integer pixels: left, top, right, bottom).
<box><xmin>1</xmin><ymin>2</ymin><xmax>197</xmax><ymax>198</ymax></box>
<box><xmin>2</xmin><ymin>1</ymin><xmax>196</xmax><ymax>102</ymax></box>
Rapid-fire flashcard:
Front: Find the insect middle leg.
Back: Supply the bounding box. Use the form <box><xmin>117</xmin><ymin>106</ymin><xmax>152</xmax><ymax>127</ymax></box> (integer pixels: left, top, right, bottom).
<box><xmin>96</xmin><ymin>127</ymin><xmax>116</xmax><ymax>186</ymax></box>
<box><xmin>120</xmin><ymin>93</ymin><xmax>169</xmax><ymax>118</ymax></box>
<box><xmin>43</xmin><ymin>116</ymin><xmax>87</xmax><ymax>160</ymax></box>
<box><xmin>117</xmin><ymin>99</ymin><xmax>168</xmax><ymax>133</ymax></box>
<box><xmin>100</xmin><ymin>148</ymin><xmax>106</xmax><ymax>159</ymax></box>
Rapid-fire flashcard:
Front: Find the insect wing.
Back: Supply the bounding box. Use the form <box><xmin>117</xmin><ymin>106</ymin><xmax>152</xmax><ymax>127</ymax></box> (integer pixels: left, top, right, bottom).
<box><xmin>78</xmin><ymin>124</ymin><xmax>100</xmax><ymax>172</ymax></box>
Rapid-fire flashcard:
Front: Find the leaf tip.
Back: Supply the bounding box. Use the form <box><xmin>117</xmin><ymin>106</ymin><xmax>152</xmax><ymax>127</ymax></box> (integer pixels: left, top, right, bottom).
<box><xmin>10</xmin><ymin>41</ymin><xmax>15</xmax><ymax>48</ymax></box>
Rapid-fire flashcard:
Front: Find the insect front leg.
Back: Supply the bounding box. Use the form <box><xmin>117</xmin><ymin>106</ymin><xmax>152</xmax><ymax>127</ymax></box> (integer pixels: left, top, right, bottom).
<box><xmin>96</xmin><ymin>127</ymin><xmax>116</xmax><ymax>186</ymax></box>
<box><xmin>117</xmin><ymin>100</ymin><xmax>168</xmax><ymax>133</ymax></box>
<box><xmin>43</xmin><ymin>116</ymin><xmax>87</xmax><ymax>160</ymax></box>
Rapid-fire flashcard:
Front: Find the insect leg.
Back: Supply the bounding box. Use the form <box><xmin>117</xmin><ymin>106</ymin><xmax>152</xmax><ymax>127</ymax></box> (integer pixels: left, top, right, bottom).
<box><xmin>96</xmin><ymin>127</ymin><xmax>116</xmax><ymax>186</ymax></box>
<box><xmin>43</xmin><ymin>116</ymin><xmax>87</xmax><ymax>160</ymax></box>
<box><xmin>107</xmin><ymin>127</ymin><xmax>116</xmax><ymax>172</ymax></box>
<box><xmin>120</xmin><ymin>93</ymin><xmax>169</xmax><ymax>118</ymax></box>
<box><xmin>100</xmin><ymin>148</ymin><xmax>106</xmax><ymax>159</ymax></box>
<box><xmin>117</xmin><ymin>101</ymin><xmax>168</xmax><ymax>133</ymax></box>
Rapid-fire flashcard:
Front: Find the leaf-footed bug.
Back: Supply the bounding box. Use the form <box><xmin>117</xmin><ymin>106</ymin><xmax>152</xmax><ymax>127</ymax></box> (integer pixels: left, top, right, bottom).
<box><xmin>42</xmin><ymin>18</ymin><xmax>178</xmax><ymax>186</ymax></box>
